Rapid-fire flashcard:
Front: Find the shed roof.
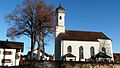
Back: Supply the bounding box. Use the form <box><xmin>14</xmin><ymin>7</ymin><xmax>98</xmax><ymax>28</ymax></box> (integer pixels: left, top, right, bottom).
<box><xmin>65</xmin><ymin>53</ymin><xmax>76</xmax><ymax>57</ymax></box>
<box><xmin>95</xmin><ymin>52</ymin><xmax>112</xmax><ymax>58</ymax></box>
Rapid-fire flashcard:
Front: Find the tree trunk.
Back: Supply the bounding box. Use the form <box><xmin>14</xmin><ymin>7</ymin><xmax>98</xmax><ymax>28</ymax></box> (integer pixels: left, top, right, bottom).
<box><xmin>30</xmin><ymin>33</ymin><xmax>34</xmax><ymax>60</ymax></box>
<box><xmin>42</xmin><ymin>39</ymin><xmax>45</xmax><ymax>60</ymax></box>
<box><xmin>30</xmin><ymin>32</ymin><xmax>36</xmax><ymax>60</ymax></box>
<box><xmin>37</xmin><ymin>41</ymin><xmax>40</xmax><ymax>60</ymax></box>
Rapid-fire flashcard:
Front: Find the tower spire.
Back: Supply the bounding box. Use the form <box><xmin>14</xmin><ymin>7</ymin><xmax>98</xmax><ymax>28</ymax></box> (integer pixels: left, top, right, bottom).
<box><xmin>59</xmin><ymin>0</ymin><xmax>62</xmax><ymax>6</ymax></box>
<box><xmin>57</xmin><ymin>0</ymin><xmax>62</xmax><ymax>6</ymax></box>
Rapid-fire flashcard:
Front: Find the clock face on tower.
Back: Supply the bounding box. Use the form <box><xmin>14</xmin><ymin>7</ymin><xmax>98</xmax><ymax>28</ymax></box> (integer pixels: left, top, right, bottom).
<box><xmin>59</xmin><ymin>21</ymin><xmax>63</xmax><ymax>26</ymax></box>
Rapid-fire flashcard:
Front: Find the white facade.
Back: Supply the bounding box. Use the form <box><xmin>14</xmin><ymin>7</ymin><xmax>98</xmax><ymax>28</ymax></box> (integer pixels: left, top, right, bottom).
<box><xmin>61</xmin><ymin>40</ymin><xmax>99</xmax><ymax>61</ymax></box>
<box><xmin>55</xmin><ymin>38</ymin><xmax>114</xmax><ymax>61</ymax></box>
<box><xmin>60</xmin><ymin>40</ymin><xmax>114</xmax><ymax>61</ymax></box>
<box><xmin>55</xmin><ymin>5</ymin><xmax>114</xmax><ymax>62</ymax></box>
<box><xmin>0</xmin><ymin>48</ymin><xmax>21</xmax><ymax>66</ymax></box>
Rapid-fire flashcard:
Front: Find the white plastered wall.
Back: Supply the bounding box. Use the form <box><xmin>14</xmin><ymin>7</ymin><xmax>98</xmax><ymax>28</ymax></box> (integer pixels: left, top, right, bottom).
<box><xmin>61</xmin><ymin>40</ymin><xmax>100</xmax><ymax>61</ymax></box>
<box><xmin>98</xmin><ymin>39</ymin><xmax>114</xmax><ymax>61</ymax></box>
<box><xmin>0</xmin><ymin>49</ymin><xmax>16</xmax><ymax>66</ymax></box>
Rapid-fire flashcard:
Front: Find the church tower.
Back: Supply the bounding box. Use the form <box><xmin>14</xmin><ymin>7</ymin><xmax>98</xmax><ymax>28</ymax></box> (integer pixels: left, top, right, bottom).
<box><xmin>55</xmin><ymin>4</ymin><xmax>65</xmax><ymax>60</ymax></box>
<box><xmin>55</xmin><ymin>4</ymin><xmax>65</xmax><ymax>37</ymax></box>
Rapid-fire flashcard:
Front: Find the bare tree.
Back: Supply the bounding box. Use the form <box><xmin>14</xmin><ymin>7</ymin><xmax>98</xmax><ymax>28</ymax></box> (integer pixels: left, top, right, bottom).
<box><xmin>5</xmin><ymin>0</ymin><xmax>55</xmax><ymax>60</ymax></box>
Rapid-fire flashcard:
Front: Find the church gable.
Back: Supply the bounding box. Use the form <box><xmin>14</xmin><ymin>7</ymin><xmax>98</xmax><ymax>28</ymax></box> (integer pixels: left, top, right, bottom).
<box><xmin>60</xmin><ymin>30</ymin><xmax>110</xmax><ymax>41</ymax></box>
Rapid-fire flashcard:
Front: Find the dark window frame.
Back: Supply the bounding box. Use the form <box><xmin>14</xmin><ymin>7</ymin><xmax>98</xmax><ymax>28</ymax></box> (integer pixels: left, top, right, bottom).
<box><xmin>90</xmin><ymin>47</ymin><xmax>95</xmax><ymax>57</ymax></box>
<box><xmin>67</xmin><ymin>46</ymin><xmax>72</xmax><ymax>52</ymax></box>
<box><xmin>79</xmin><ymin>46</ymin><xmax>84</xmax><ymax>59</ymax></box>
<box><xmin>102</xmin><ymin>47</ymin><xmax>106</xmax><ymax>54</ymax></box>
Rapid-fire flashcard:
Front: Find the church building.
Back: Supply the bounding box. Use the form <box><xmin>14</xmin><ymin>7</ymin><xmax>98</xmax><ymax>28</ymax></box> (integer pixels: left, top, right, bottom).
<box><xmin>55</xmin><ymin>5</ymin><xmax>114</xmax><ymax>62</ymax></box>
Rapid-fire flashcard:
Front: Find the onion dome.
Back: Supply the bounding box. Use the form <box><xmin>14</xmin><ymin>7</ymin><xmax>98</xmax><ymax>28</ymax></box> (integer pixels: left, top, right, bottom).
<box><xmin>56</xmin><ymin>4</ymin><xmax>65</xmax><ymax>13</ymax></box>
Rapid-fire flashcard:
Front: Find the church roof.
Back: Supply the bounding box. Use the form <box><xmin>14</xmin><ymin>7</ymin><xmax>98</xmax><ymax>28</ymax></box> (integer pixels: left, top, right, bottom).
<box><xmin>60</xmin><ymin>30</ymin><xmax>110</xmax><ymax>41</ymax></box>
<box><xmin>56</xmin><ymin>5</ymin><xmax>65</xmax><ymax>12</ymax></box>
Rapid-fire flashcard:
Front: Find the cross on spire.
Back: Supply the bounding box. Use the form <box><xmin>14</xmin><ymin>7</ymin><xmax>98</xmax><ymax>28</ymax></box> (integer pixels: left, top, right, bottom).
<box><xmin>57</xmin><ymin>0</ymin><xmax>62</xmax><ymax>5</ymax></box>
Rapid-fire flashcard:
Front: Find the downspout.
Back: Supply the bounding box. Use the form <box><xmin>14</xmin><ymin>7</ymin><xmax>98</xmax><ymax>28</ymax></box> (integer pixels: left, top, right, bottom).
<box><xmin>61</xmin><ymin>40</ymin><xmax>64</xmax><ymax>60</ymax></box>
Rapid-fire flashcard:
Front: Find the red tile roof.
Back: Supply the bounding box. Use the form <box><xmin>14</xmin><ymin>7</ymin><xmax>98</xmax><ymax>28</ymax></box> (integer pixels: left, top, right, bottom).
<box><xmin>113</xmin><ymin>53</ymin><xmax>120</xmax><ymax>61</ymax></box>
<box><xmin>66</xmin><ymin>53</ymin><xmax>76</xmax><ymax>57</ymax></box>
<box><xmin>60</xmin><ymin>30</ymin><xmax>110</xmax><ymax>41</ymax></box>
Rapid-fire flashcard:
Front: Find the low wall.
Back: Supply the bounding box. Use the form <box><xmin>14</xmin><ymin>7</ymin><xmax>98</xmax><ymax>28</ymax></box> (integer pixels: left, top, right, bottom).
<box><xmin>1</xmin><ymin>61</ymin><xmax>120</xmax><ymax>68</ymax></box>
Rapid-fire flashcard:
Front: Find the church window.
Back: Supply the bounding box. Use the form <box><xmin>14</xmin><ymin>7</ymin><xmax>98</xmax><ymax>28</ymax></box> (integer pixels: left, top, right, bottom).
<box><xmin>59</xmin><ymin>16</ymin><xmax>62</xmax><ymax>20</ymax></box>
<box><xmin>79</xmin><ymin>46</ymin><xmax>84</xmax><ymax>59</ymax></box>
<box><xmin>102</xmin><ymin>47</ymin><xmax>106</xmax><ymax>54</ymax></box>
<box><xmin>67</xmin><ymin>46</ymin><xmax>72</xmax><ymax>52</ymax></box>
<box><xmin>90</xmin><ymin>47</ymin><xmax>95</xmax><ymax>57</ymax></box>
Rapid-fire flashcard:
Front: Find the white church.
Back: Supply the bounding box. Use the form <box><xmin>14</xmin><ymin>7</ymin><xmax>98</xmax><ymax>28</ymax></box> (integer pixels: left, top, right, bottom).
<box><xmin>55</xmin><ymin>5</ymin><xmax>114</xmax><ymax>62</ymax></box>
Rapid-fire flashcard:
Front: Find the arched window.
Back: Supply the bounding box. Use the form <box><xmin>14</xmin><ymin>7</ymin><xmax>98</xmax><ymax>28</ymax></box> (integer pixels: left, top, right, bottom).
<box><xmin>59</xmin><ymin>16</ymin><xmax>62</xmax><ymax>20</ymax></box>
<box><xmin>102</xmin><ymin>47</ymin><xmax>106</xmax><ymax>54</ymax></box>
<box><xmin>79</xmin><ymin>46</ymin><xmax>84</xmax><ymax>59</ymax></box>
<box><xmin>90</xmin><ymin>47</ymin><xmax>95</xmax><ymax>57</ymax></box>
<box><xmin>67</xmin><ymin>46</ymin><xmax>72</xmax><ymax>52</ymax></box>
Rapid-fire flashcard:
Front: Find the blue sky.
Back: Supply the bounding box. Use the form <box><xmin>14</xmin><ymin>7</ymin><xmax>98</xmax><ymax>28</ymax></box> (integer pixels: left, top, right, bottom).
<box><xmin>0</xmin><ymin>0</ymin><xmax>120</xmax><ymax>55</ymax></box>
